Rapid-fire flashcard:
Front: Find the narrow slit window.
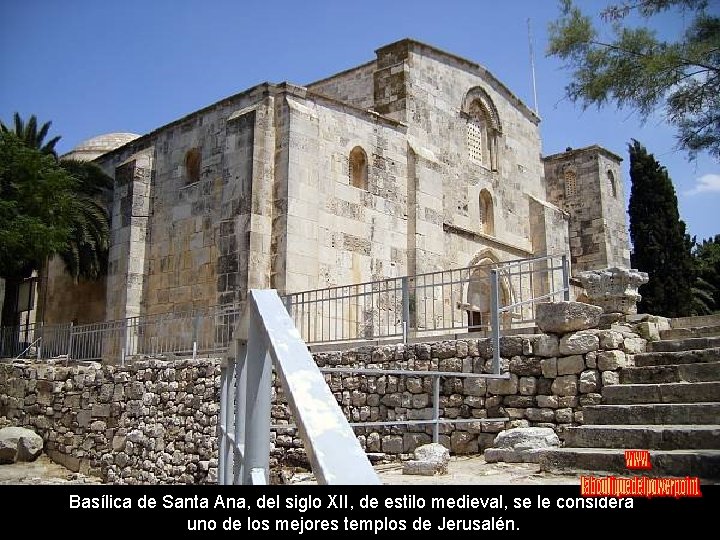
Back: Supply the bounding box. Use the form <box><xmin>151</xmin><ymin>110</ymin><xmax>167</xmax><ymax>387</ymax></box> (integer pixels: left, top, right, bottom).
<box><xmin>185</xmin><ymin>148</ymin><xmax>201</xmax><ymax>184</ymax></box>
<box><xmin>349</xmin><ymin>146</ymin><xmax>368</xmax><ymax>190</ymax></box>
<box><xmin>480</xmin><ymin>189</ymin><xmax>494</xmax><ymax>235</ymax></box>
<box><xmin>608</xmin><ymin>169</ymin><xmax>617</xmax><ymax>198</ymax></box>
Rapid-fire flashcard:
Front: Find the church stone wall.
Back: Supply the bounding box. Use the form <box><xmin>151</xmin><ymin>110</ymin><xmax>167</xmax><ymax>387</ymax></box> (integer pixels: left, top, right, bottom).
<box><xmin>307</xmin><ymin>60</ymin><xmax>377</xmax><ymax>110</ymax></box>
<box><xmin>103</xmin><ymin>149</ymin><xmax>153</xmax><ymax>321</ymax></box>
<box><xmin>597</xmin><ymin>152</ymin><xmax>631</xmax><ymax>269</ymax></box>
<box><xmin>96</xmin><ymin>87</ymin><xmax>275</xmax><ymax>321</ymax></box>
<box><xmin>31</xmin><ymin>40</ymin><xmax>631</xmax><ymax>334</ymax></box>
<box><xmin>373</xmin><ymin>41</ymin><xmax>547</xmax><ymax>277</ymax></box>
<box><xmin>544</xmin><ymin>146</ymin><xmax>630</xmax><ymax>275</ymax></box>
<box><xmin>279</xmin><ymin>95</ymin><xmax>409</xmax><ymax>293</ymax></box>
<box><xmin>40</xmin><ymin>257</ymin><xmax>106</xmax><ymax>325</ymax></box>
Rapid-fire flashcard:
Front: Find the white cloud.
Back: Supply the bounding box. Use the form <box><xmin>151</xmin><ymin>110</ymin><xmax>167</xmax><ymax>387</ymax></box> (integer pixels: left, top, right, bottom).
<box><xmin>686</xmin><ymin>174</ymin><xmax>720</xmax><ymax>195</ymax></box>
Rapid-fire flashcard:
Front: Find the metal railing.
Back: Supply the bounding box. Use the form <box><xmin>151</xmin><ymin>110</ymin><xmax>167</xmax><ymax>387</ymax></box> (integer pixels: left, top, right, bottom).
<box><xmin>285</xmin><ymin>254</ymin><xmax>570</xmax><ymax>344</ymax></box>
<box><xmin>0</xmin><ymin>254</ymin><xmax>569</xmax><ymax>365</ymax></box>
<box><xmin>218</xmin><ymin>289</ymin><xmax>380</xmax><ymax>485</ymax></box>
<box><xmin>490</xmin><ymin>254</ymin><xmax>570</xmax><ymax>372</ymax></box>
<box><xmin>319</xmin><ymin>367</ymin><xmax>508</xmax><ymax>441</ymax></box>
<box><xmin>220</xmin><ymin>290</ymin><xmax>514</xmax><ymax>485</ymax></box>
<box><xmin>0</xmin><ymin>304</ymin><xmax>241</xmax><ymax>363</ymax></box>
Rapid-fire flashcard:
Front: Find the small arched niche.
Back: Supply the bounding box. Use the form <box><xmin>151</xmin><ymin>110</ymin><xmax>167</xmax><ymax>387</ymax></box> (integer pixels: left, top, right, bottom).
<box><xmin>607</xmin><ymin>169</ymin><xmax>617</xmax><ymax>198</ymax></box>
<box><xmin>185</xmin><ymin>148</ymin><xmax>201</xmax><ymax>184</ymax></box>
<box><xmin>349</xmin><ymin>146</ymin><xmax>368</xmax><ymax>190</ymax></box>
<box><xmin>479</xmin><ymin>189</ymin><xmax>495</xmax><ymax>236</ymax></box>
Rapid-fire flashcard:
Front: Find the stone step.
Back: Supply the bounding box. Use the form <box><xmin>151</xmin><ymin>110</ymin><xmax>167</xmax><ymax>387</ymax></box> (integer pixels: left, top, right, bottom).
<box><xmin>620</xmin><ymin>362</ymin><xmax>720</xmax><ymax>384</ymax></box>
<box><xmin>583</xmin><ymin>403</ymin><xmax>720</xmax><ymax>425</ymax></box>
<box><xmin>648</xmin><ymin>336</ymin><xmax>720</xmax><ymax>353</ymax></box>
<box><xmin>539</xmin><ymin>448</ymin><xmax>720</xmax><ymax>479</ymax></box>
<box><xmin>661</xmin><ymin>325</ymin><xmax>720</xmax><ymax>340</ymax></box>
<box><xmin>563</xmin><ymin>424</ymin><xmax>720</xmax><ymax>450</ymax></box>
<box><xmin>671</xmin><ymin>314</ymin><xmax>720</xmax><ymax>329</ymax></box>
<box><xmin>634</xmin><ymin>348</ymin><xmax>720</xmax><ymax>367</ymax></box>
<box><xmin>602</xmin><ymin>382</ymin><xmax>720</xmax><ymax>404</ymax></box>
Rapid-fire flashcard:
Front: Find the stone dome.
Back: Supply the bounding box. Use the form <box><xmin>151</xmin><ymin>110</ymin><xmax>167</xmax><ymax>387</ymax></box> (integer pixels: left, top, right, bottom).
<box><xmin>62</xmin><ymin>132</ymin><xmax>140</xmax><ymax>162</ymax></box>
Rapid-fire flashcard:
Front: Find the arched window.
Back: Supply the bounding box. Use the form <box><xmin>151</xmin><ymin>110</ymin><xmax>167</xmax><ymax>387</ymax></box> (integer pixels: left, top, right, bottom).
<box><xmin>564</xmin><ymin>168</ymin><xmax>577</xmax><ymax>198</ymax></box>
<box><xmin>185</xmin><ymin>148</ymin><xmax>201</xmax><ymax>184</ymax></box>
<box><xmin>462</xmin><ymin>88</ymin><xmax>501</xmax><ymax>172</ymax></box>
<box><xmin>479</xmin><ymin>189</ymin><xmax>494</xmax><ymax>236</ymax></box>
<box><xmin>349</xmin><ymin>146</ymin><xmax>368</xmax><ymax>190</ymax></box>
<box><xmin>607</xmin><ymin>169</ymin><xmax>617</xmax><ymax>198</ymax></box>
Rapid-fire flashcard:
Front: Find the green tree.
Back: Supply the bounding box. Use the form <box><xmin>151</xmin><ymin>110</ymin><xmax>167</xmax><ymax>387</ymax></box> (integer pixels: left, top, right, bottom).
<box><xmin>628</xmin><ymin>139</ymin><xmax>696</xmax><ymax>316</ymax></box>
<box><xmin>548</xmin><ymin>0</ymin><xmax>720</xmax><ymax>160</ymax></box>
<box><xmin>57</xmin><ymin>159</ymin><xmax>112</xmax><ymax>281</ymax></box>
<box><xmin>0</xmin><ymin>112</ymin><xmax>61</xmax><ymax>157</ymax></box>
<box><xmin>0</xmin><ymin>132</ymin><xmax>75</xmax><ymax>279</ymax></box>
<box><xmin>693</xmin><ymin>234</ymin><xmax>720</xmax><ymax>312</ymax></box>
<box><xmin>1</xmin><ymin>113</ymin><xmax>113</xmax><ymax>282</ymax></box>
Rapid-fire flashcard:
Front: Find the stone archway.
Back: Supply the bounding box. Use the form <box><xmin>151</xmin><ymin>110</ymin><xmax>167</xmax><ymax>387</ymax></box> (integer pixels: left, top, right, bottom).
<box><xmin>461</xmin><ymin>251</ymin><xmax>513</xmax><ymax>330</ymax></box>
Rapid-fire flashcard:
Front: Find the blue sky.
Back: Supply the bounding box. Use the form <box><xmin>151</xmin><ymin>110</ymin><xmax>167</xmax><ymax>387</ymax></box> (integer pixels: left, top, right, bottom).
<box><xmin>1</xmin><ymin>0</ymin><xmax>718</xmax><ymax>241</ymax></box>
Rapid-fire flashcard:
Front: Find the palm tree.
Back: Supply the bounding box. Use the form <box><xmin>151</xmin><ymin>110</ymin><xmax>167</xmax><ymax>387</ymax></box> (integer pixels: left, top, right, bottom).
<box><xmin>57</xmin><ymin>159</ymin><xmax>112</xmax><ymax>281</ymax></box>
<box><xmin>0</xmin><ymin>113</ymin><xmax>61</xmax><ymax>157</ymax></box>
<box><xmin>1</xmin><ymin>113</ymin><xmax>112</xmax><ymax>282</ymax></box>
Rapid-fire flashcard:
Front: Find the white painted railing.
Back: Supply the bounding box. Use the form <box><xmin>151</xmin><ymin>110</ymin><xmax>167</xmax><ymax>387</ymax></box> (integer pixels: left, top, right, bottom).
<box><xmin>218</xmin><ymin>289</ymin><xmax>380</xmax><ymax>485</ymax></box>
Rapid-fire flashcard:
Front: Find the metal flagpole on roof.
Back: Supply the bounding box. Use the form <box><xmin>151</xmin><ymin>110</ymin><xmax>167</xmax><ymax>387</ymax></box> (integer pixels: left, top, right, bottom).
<box><xmin>527</xmin><ymin>18</ymin><xmax>539</xmax><ymax>117</ymax></box>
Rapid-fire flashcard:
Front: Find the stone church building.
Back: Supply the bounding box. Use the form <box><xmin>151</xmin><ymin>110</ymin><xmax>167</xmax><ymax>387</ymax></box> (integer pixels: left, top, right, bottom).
<box><xmin>30</xmin><ymin>39</ymin><xmax>629</xmax><ymax>327</ymax></box>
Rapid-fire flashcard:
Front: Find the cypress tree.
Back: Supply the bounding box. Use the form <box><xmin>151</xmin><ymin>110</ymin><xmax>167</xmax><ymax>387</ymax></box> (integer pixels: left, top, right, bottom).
<box><xmin>628</xmin><ymin>140</ymin><xmax>696</xmax><ymax>317</ymax></box>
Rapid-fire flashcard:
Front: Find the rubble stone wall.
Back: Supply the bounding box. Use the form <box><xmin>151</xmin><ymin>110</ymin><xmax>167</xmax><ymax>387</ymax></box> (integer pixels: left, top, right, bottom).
<box><xmin>0</xmin><ymin>325</ymin><xmax>646</xmax><ymax>484</ymax></box>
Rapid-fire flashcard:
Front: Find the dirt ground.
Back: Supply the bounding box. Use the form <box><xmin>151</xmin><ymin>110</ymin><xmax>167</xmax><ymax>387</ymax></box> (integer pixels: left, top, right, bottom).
<box><xmin>0</xmin><ymin>454</ymin><xmax>582</xmax><ymax>486</ymax></box>
<box><xmin>288</xmin><ymin>455</ymin><xmax>586</xmax><ymax>485</ymax></box>
<box><xmin>0</xmin><ymin>455</ymin><xmax>100</xmax><ymax>485</ymax></box>
<box><xmin>4</xmin><ymin>454</ymin><xmax>710</xmax><ymax>486</ymax></box>
<box><xmin>375</xmin><ymin>456</ymin><xmax>584</xmax><ymax>485</ymax></box>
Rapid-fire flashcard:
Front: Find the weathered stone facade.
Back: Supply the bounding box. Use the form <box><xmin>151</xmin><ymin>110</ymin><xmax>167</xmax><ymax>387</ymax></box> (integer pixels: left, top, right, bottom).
<box><xmin>543</xmin><ymin>146</ymin><xmax>631</xmax><ymax>273</ymax></box>
<box><xmin>30</xmin><ymin>39</ymin><xmax>628</xmax><ymax>327</ymax></box>
<box><xmin>0</xmin><ymin>322</ymin><xmax>647</xmax><ymax>483</ymax></box>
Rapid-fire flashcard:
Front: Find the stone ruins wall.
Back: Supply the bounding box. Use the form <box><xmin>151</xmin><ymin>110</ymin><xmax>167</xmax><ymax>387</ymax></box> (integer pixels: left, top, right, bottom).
<box><xmin>0</xmin><ymin>358</ymin><xmax>220</xmax><ymax>484</ymax></box>
<box><xmin>0</xmin><ymin>325</ymin><xmax>647</xmax><ymax>484</ymax></box>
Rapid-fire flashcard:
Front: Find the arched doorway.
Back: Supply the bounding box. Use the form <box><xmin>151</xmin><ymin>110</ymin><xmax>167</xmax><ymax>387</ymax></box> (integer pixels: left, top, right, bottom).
<box><xmin>461</xmin><ymin>252</ymin><xmax>513</xmax><ymax>331</ymax></box>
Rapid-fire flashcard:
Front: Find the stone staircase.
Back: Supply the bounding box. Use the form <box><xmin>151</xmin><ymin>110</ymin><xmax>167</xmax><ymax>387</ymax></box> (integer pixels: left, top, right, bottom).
<box><xmin>540</xmin><ymin>314</ymin><xmax>720</xmax><ymax>479</ymax></box>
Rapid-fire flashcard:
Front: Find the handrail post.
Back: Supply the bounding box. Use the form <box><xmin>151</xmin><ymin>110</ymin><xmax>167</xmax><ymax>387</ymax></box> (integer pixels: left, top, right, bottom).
<box><xmin>192</xmin><ymin>314</ymin><xmax>199</xmax><ymax>361</ymax></box>
<box><xmin>218</xmin><ymin>363</ymin><xmax>229</xmax><ymax>485</ymax></box>
<box><xmin>401</xmin><ymin>277</ymin><xmax>410</xmax><ymax>343</ymax></box>
<box><xmin>233</xmin><ymin>341</ymin><xmax>247</xmax><ymax>485</ymax></box>
<box><xmin>38</xmin><ymin>322</ymin><xmax>44</xmax><ymax>360</ymax></box>
<box><xmin>432</xmin><ymin>375</ymin><xmax>440</xmax><ymax>443</ymax></box>
<box><xmin>284</xmin><ymin>295</ymin><xmax>293</xmax><ymax>316</ymax></box>
<box><xmin>561</xmin><ymin>254</ymin><xmax>570</xmax><ymax>301</ymax></box>
<box><xmin>243</xmin><ymin>312</ymin><xmax>272</xmax><ymax>485</ymax></box>
<box><xmin>67</xmin><ymin>322</ymin><xmax>74</xmax><ymax>361</ymax></box>
<box><xmin>490</xmin><ymin>269</ymin><xmax>501</xmax><ymax>375</ymax></box>
<box><xmin>122</xmin><ymin>318</ymin><xmax>131</xmax><ymax>365</ymax></box>
<box><xmin>223</xmin><ymin>359</ymin><xmax>235</xmax><ymax>485</ymax></box>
